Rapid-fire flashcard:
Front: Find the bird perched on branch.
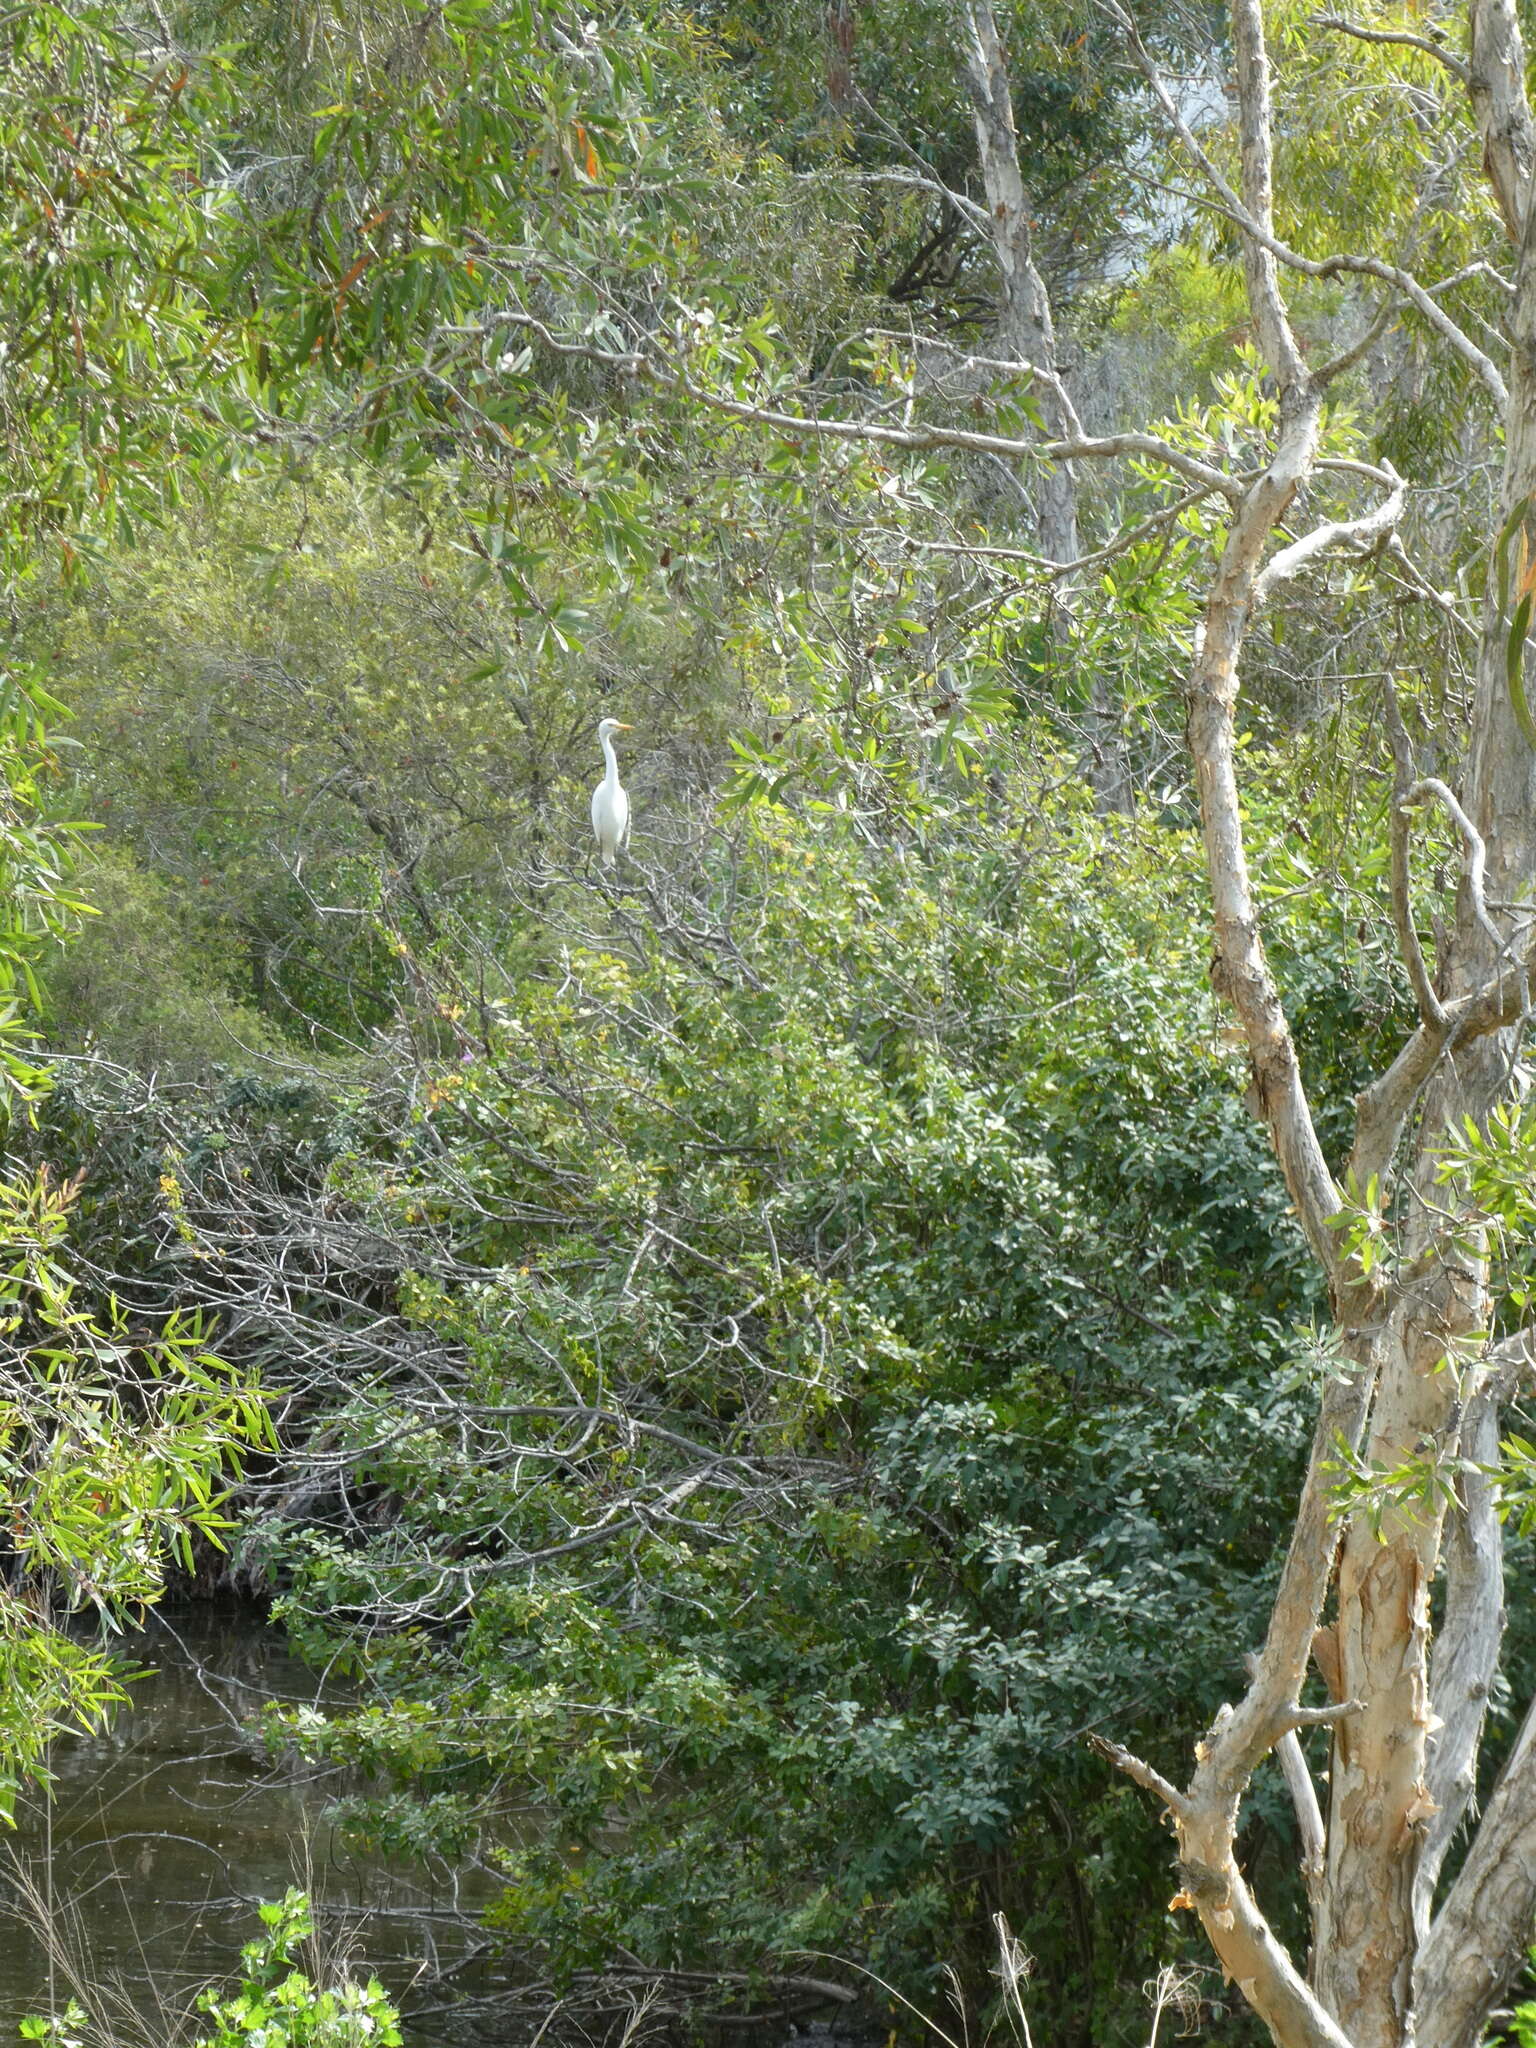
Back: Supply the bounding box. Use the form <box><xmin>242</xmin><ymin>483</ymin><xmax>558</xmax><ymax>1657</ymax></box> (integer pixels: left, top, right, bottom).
<box><xmin>591</xmin><ymin>717</ymin><xmax>633</xmax><ymax>868</ymax></box>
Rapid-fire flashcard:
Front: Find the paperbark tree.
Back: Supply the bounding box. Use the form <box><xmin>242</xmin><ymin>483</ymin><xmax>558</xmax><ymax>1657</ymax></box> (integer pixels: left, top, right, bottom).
<box><xmin>1081</xmin><ymin>4</ymin><xmax>1536</xmax><ymax>2047</ymax></box>
<box><xmin>720</xmin><ymin>0</ymin><xmax>1536</xmax><ymax>2036</ymax></box>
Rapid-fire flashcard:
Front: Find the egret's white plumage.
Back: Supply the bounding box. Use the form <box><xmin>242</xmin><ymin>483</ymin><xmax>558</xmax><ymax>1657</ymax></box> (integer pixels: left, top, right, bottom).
<box><xmin>591</xmin><ymin>717</ymin><xmax>633</xmax><ymax>868</ymax></box>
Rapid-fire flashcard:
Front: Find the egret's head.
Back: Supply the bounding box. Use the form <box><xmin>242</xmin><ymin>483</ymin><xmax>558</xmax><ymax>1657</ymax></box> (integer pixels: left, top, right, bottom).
<box><xmin>597</xmin><ymin>717</ymin><xmax>634</xmax><ymax>740</ymax></box>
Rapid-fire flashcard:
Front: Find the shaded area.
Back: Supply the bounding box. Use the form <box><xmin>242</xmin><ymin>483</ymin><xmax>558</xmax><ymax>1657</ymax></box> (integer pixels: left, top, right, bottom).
<box><xmin>0</xmin><ymin>1609</ymin><xmax>503</xmax><ymax>2046</ymax></box>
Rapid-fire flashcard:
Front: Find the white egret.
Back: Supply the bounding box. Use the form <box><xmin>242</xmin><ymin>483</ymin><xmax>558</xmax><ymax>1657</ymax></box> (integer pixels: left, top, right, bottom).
<box><xmin>590</xmin><ymin>717</ymin><xmax>634</xmax><ymax>868</ymax></box>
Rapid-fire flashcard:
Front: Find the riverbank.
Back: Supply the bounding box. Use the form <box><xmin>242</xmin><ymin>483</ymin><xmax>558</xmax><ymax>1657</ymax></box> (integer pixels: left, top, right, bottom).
<box><xmin>0</xmin><ymin>1609</ymin><xmax>502</xmax><ymax>2047</ymax></box>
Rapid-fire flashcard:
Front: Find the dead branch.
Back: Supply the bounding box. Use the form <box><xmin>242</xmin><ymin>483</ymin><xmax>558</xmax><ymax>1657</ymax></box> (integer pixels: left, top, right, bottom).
<box><xmin>1085</xmin><ymin>1733</ymin><xmax>1188</xmax><ymax>1817</ymax></box>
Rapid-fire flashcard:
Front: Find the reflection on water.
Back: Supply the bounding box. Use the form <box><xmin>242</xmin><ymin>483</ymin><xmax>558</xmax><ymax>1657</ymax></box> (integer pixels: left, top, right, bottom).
<box><xmin>0</xmin><ymin>1608</ymin><xmax>504</xmax><ymax>2046</ymax></box>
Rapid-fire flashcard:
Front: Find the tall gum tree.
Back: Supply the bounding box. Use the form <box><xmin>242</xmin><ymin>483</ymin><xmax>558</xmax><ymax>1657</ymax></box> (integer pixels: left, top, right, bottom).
<box><xmin>807</xmin><ymin>0</ymin><xmax>1139</xmax><ymax>805</ymax></box>
<box><xmin>1081</xmin><ymin>3</ymin><xmax>1536</xmax><ymax>2045</ymax></box>
<box><xmin>955</xmin><ymin>3</ymin><xmax>1133</xmax><ymax>809</ymax></box>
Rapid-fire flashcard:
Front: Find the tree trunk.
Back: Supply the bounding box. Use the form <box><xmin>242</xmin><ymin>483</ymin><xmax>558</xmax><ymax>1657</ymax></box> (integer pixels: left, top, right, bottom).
<box><xmin>957</xmin><ymin>1</ymin><xmax>1132</xmax><ymax>812</ymax></box>
<box><xmin>1089</xmin><ymin>3</ymin><xmax>1536</xmax><ymax>2045</ymax></box>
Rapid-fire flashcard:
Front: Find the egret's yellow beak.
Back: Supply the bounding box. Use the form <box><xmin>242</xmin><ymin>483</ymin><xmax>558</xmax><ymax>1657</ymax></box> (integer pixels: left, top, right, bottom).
<box><xmin>614</xmin><ymin>721</ymin><xmax>634</xmax><ymax>730</ymax></box>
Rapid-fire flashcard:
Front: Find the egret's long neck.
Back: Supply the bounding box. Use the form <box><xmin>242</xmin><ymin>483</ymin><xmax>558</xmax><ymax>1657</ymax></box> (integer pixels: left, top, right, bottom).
<box><xmin>600</xmin><ymin>732</ymin><xmax>620</xmax><ymax>786</ymax></box>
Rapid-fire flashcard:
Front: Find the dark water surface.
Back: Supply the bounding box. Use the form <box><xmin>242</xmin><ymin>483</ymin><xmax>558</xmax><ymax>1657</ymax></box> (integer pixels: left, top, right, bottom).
<box><xmin>0</xmin><ymin>1609</ymin><xmax>506</xmax><ymax>2046</ymax></box>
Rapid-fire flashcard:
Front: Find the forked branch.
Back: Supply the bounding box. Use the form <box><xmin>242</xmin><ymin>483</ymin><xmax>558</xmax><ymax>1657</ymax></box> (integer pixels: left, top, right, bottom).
<box><xmin>1251</xmin><ymin>467</ymin><xmax>1406</xmax><ymax>608</ymax></box>
<box><xmin>1107</xmin><ymin>0</ymin><xmax>1510</xmax><ymax>404</ymax></box>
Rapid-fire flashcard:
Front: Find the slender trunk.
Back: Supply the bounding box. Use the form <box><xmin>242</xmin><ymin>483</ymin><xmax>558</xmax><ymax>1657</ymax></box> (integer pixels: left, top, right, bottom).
<box><xmin>958</xmin><ymin>1</ymin><xmax>1132</xmax><ymax>811</ymax></box>
<box><xmin>1417</xmin><ymin>1689</ymin><xmax>1536</xmax><ymax>2048</ymax></box>
<box><xmin>1413</xmin><ymin>1392</ymin><xmax>1504</xmax><ymax>1939</ymax></box>
<box><xmin>827</xmin><ymin>0</ymin><xmax>856</xmax><ymax>110</ymax></box>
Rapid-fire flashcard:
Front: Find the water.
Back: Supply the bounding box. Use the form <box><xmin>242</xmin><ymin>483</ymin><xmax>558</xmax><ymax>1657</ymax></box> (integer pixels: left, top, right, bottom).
<box><xmin>0</xmin><ymin>1609</ymin><xmax>507</xmax><ymax>2046</ymax></box>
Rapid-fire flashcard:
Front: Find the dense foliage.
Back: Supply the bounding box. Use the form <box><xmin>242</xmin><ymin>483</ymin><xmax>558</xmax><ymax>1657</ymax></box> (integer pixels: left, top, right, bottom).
<box><xmin>5</xmin><ymin>0</ymin><xmax>1532</xmax><ymax>2043</ymax></box>
<box><xmin>248</xmin><ymin>780</ymin><xmax>1388</xmax><ymax>2034</ymax></box>
<box><xmin>25</xmin><ymin>671</ymin><xmax>1422</xmax><ymax>2034</ymax></box>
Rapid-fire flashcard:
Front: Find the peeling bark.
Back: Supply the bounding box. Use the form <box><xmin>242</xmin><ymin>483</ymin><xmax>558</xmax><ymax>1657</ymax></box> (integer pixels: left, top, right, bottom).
<box><xmin>1468</xmin><ymin>0</ymin><xmax>1535</xmax><ymax>237</ymax></box>
<box><xmin>1088</xmin><ymin>2</ymin><xmax>1536</xmax><ymax>2045</ymax></box>
<box><xmin>1415</xmin><ymin>1392</ymin><xmax>1504</xmax><ymax>1934</ymax></box>
<box><xmin>1417</xmin><ymin>1688</ymin><xmax>1536</xmax><ymax>2048</ymax></box>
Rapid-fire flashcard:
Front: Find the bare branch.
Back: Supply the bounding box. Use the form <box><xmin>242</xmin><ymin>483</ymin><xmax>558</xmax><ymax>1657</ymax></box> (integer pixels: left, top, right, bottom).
<box><xmin>902</xmin><ymin>480</ymin><xmax>1225</xmax><ymax>577</ymax></box>
<box><xmin>1346</xmin><ymin>732</ymin><xmax>1536</xmax><ymax>1193</ymax></box>
<box><xmin>1422</xmin><ymin>259</ymin><xmax>1517</xmax><ymax>299</ymax></box>
<box><xmin>846</xmin><ymin>166</ymin><xmax>992</xmax><ymax>235</ymax></box>
<box><xmin>1383</xmin><ymin>538</ymin><xmax>1480</xmax><ymax>642</ymax></box>
<box><xmin>1314</xmin><ymin>14</ymin><xmax>1469</xmax><ymax>85</ymax></box>
<box><xmin>1241</xmin><ymin>1649</ymin><xmax>1328</xmax><ymax>1904</ymax></box>
<box><xmin>1401</xmin><ymin>777</ymin><xmax>1507</xmax><ymax>961</ymax></box>
<box><xmin>868</xmin><ymin>327</ymin><xmax>1084</xmax><ymax>434</ymax></box>
<box><xmin>1349</xmin><ymin>940</ymin><xmax>1536</xmax><ymax>1195</ymax></box>
<box><xmin>1093</xmin><ymin>1719</ymin><xmax>1360</xmax><ymax>2048</ymax></box>
<box><xmin>1099</xmin><ymin>0</ymin><xmax>1246</xmax><ymax>214</ymax></box>
<box><xmin>1204</xmin><ymin>1366</ymin><xmax>1376</xmax><ymax>1790</ymax></box>
<box><xmin>1281</xmin><ymin>1699</ymin><xmax>1365</xmax><ymax>1730</ymax></box>
<box><xmin>1104</xmin><ymin>1359</ymin><xmax>1376</xmax><ymax>2048</ymax></box>
<box><xmin>1086</xmin><ymin>1733</ymin><xmax>1189</xmax><ymax>1817</ymax></box>
<box><xmin>1193</xmin><ymin>417</ymin><xmax>1357</xmax><ymax>1280</ymax></box>
<box><xmin>1251</xmin><ymin>466</ymin><xmax>1406</xmax><ymax>607</ymax></box>
<box><xmin>471</xmin><ymin>308</ymin><xmax>1248</xmax><ymax>500</ymax></box>
<box><xmin>1275</xmin><ymin>1728</ymin><xmax>1327</xmax><ymax>1902</ymax></box>
<box><xmin>1162</xmin><ymin>0</ymin><xmax>1351</xmax><ymax>1285</ymax></box>
<box><xmin>1310</xmin><ymin>295</ymin><xmax>1400</xmax><ymax>387</ymax></box>
<box><xmin>1384</xmin><ymin>681</ymin><xmax>1449</xmax><ymax>1032</ymax></box>
<box><xmin>1274</xmin><ymin>250</ymin><xmax>1505</xmax><ymax>408</ymax></box>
